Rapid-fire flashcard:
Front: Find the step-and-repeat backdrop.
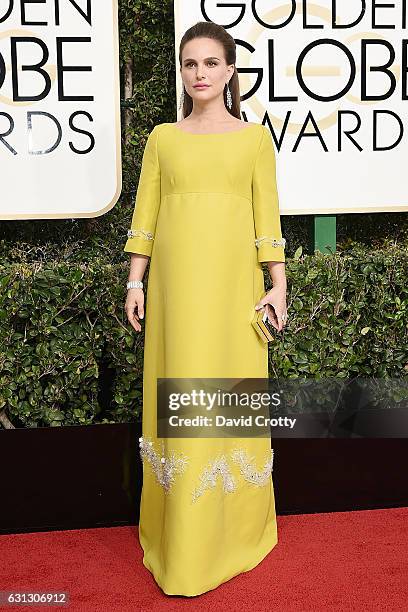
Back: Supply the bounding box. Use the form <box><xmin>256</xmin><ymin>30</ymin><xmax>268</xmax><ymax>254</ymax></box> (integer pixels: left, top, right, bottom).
<box><xmin>175</xmin><ymin>1</ymin><xmax>408</xmax><ymax>214</ymax></box>
<box><xmin>0</xmin><ymin>0</ymin><xmax>121</xmax><ymax>219</ymax></box>
<box><xmin>1</xmin><ymin>1</ymin><xmax>407</xmax><ymax>218</ymax></box>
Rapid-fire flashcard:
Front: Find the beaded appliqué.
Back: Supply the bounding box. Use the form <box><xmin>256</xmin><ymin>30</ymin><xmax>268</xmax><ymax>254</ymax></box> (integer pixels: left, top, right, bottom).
<box><xmin>191</xmin><ymin>455</ymin><xmax>236</xmax><ymax>503</ymax></box>
<box><xmin>255</xmin><ymin>236</ymin><xmax>286</xmax><ymax>248</ymax></box>
<box><xmin>230</xmin><ymin>448</ymin><xmax>274</xmax><ymax>486</ymax></box>
<box><xmin>127</xmin><ymin>228</ymin><xmax>154</xmax><ymax>241</ymax></box>
<box><xmin>139</xmin><ymin>436</ymin><xmax>189</xmax><ymax>492</ymax></box>
<box><xmin>191</xmin><ymin>447</ymin><xmax>274</xmax><ymax>503</ymax></box>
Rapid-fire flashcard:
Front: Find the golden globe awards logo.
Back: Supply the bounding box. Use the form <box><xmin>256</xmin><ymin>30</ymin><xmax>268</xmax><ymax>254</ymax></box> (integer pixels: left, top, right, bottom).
<box><xmin>0</xmin><ymin>1</ymin><xmax>121</xmax><ymax>219</ymax></box>
<box><xmin>234</xmin><ymin>1</ymin><xmax>407</xmax><ymax>152</ymax></box>
<box><xmin>175</xmin><ymin>1</ymin><xmax>408</xmax><ymax>213</ymax></box>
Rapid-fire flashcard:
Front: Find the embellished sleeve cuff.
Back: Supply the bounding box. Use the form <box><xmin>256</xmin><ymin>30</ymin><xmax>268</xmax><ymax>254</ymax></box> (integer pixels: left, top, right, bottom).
<box><xmin>124</xmin><ymin>227</ymin><xmax>155</xmax><ymax>257</ymax></box>
<box><xmin>254</xmin><ymin>236</ymin><xmax>286</xmax><ymax>263</ymax></box>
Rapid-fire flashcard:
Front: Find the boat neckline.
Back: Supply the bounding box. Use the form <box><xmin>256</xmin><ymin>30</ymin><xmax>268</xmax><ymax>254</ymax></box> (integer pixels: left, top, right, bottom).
<box><xmin>168</xmin><ymin>122</ymin><xmax>260</xmax><ymax>136</ymax></box>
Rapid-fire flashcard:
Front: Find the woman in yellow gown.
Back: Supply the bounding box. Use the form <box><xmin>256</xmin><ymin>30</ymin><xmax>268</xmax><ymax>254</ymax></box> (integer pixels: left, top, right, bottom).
<box><xmin>124</xmin><ymin>22</ymin><xmax>287</xmax><ymax>597</ymax></box>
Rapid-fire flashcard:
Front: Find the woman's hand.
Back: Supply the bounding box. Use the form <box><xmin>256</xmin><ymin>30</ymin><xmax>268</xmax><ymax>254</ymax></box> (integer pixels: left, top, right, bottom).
<box><xmin>254</xmin><ymin>285</ymin><xmax>288</xmax><ymax>332</ymax></box>
<box><xmin>125</xmin><ymin>288</ymin><xmax>145</xmax><ymax>333</ymax></box>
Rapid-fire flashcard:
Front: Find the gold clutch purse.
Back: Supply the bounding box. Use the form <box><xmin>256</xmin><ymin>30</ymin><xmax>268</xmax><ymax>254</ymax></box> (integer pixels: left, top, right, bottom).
<box><xmin>252</xmin><ymin>304</ymin><xmax>277</xmax><ymax>343</ymax></box>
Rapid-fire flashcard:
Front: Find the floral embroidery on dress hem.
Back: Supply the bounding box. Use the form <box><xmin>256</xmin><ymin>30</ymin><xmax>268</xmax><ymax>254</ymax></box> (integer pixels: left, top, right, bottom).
<box><xmin>230</xmin><ymin>447</ymin><xmax>274</xmax><ymax>486</ymax></box>
<box><xmin>190</xmin><ymin>447</ymin><xmax>274</xmax><ymax>503</ymax></box>
<box><xmin>138</xmin><ymin>436</ymin><xmax>275</xmax><ymax>501</ymax></box>
<box><xmin>191</xmin><ymin>455</ymin><xmax>236</xmax><ymax>503</ymax></box>
<box><xmin>255</xmin><ymin>236</ymin><xmax>286</xmax><ymax>248</ymax></box>
<box><xmin>139</xmin><ymin>436</ymin><xmax>189</xmax><ymax>492</ymax></box>
<box><xmin>127</xmin><ymin>228</ymin><xmax>154</xmax><ymax>241</ymax></box>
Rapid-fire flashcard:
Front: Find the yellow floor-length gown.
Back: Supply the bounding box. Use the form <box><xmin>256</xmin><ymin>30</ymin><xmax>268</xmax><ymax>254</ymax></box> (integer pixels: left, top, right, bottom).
<box><xmin>124</xmin><ymin>122</ymin><xmax>286</xmax><ymax>597</ymax></box>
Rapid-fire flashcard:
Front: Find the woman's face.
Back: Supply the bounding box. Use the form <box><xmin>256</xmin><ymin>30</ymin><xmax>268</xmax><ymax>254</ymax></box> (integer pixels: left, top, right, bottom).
<box><xmin>180</xmin><ymin>37</ymin><xmax>234</xmax><ymax>105</ymax></box>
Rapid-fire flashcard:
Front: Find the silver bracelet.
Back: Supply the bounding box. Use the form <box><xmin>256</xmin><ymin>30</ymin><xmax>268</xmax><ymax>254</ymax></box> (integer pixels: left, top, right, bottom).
<box><xmin>127</xmin><ymin>280</ymin><xmax>143</xmax><ymax>290</ymax></box>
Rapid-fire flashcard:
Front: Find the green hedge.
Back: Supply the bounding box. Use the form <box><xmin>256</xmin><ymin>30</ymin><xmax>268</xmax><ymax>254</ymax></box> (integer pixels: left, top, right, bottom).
<box><xmin>1</xmin><ymin>244</ymin><xmax>406</xmax><ymax>428</ymax></box>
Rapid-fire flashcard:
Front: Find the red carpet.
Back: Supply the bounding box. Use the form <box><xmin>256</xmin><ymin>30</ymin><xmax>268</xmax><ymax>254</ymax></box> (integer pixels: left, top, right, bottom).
<box><xmin>1</xmin><ymin>507</ymin><xmax>407</xmax><ymax>611</ymax></box>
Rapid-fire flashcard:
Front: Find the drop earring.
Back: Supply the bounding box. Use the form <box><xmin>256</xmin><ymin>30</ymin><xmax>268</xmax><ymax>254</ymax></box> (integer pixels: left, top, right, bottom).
<box><xmin>178</xmin><ymin>85</ymin><xmax>185</xmax><ymax>111</ymax></box>
<box><xmin>226</xmin><ymin>82</ymin><xmax>232</xmax><ymax>109</ymax></box>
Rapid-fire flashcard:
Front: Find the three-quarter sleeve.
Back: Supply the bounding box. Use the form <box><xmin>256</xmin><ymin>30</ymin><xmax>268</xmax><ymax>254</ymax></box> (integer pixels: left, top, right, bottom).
<box><xmin>252</xmin><ymin>126</ymin><xmax>286</xmax><ymax>263</ymax></box>
<box><xmin>123</xmin><ymin>125</ymin><xmax>161</xmax><ymax>257</ymax></box>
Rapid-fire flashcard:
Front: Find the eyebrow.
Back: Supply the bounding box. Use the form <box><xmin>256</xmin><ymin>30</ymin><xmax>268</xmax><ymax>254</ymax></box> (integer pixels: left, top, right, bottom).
<box><xmin>183</xmin><ymin>57</ymin><xmax>220</xmax><ymax>63</ymax></box>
